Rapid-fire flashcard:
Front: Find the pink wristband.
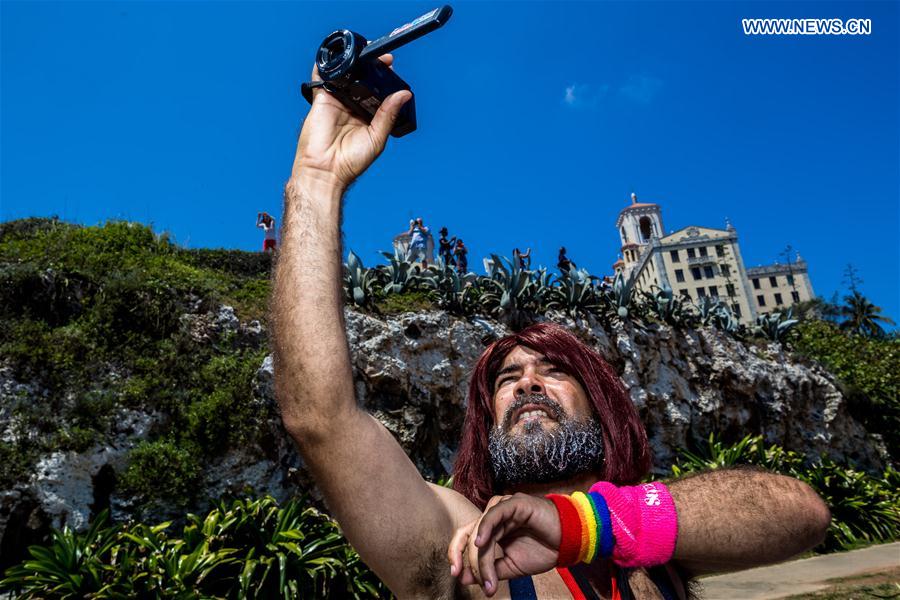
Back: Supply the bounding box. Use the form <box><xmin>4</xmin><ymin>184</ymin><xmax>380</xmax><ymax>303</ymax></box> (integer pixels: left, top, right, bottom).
<box><xmin>589</xmin><ymin>481</ymin><xmax>678</xmax><ymax>567</ymax></box>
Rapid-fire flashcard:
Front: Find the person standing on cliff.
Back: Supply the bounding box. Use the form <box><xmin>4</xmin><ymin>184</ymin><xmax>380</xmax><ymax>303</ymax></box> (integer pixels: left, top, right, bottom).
<box><xmin>256</xmin><ymin>212</ymin><xmax>277</xmax><ymax>254</ymax></box>
<box><xmin>271</xmin><ymin>53</ymin><xmax>831</xmax><ymax>599</ymax></box>
<box><xmin>439</xmin><ymin>226</ymin><xmax>457</xmax><ymax>267</ymax></box>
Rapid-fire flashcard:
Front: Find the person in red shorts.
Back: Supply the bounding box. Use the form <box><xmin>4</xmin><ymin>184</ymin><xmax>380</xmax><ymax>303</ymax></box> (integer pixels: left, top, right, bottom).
<box><xmin>257</xmin><ymin>212</ymin><xmax>277</xmax><ymax>253</ymax></box>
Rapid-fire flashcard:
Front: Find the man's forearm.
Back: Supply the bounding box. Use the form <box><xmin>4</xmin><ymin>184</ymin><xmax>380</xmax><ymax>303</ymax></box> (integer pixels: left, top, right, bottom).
<box><xmin>272</xmin><ymin>176</ymin><xmax>355</xmax><ymax>441</ymax></box>
<box><xmin>669</xmin><ymin>467</ymin><xmax>831</xmax><ymax>575</ymax></box>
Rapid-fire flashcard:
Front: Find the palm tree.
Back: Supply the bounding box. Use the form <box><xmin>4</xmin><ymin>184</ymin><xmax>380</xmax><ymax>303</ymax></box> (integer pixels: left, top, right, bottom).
<box><xmin>839</xmin><ymin>291</ymin><xmax>895</xmax><ymax>338</ymax></box>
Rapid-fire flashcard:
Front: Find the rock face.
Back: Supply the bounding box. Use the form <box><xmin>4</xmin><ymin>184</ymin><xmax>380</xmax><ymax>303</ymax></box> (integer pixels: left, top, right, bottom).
<box><xmin>0</xmin><ymin>306</ymin><xmax>886</xmax><ymax>558</ymax></box>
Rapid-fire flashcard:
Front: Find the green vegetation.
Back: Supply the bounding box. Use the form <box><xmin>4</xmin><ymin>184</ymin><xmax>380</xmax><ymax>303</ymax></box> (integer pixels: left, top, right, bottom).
<box><xmin>1</xmin><ymin>218</ymin><xmax>896</xmax><ymax>596</ymax></box>
<box><xmin>838</xmin><ymin>290</ymin><xmax>896</xmax><ymax>338</ymax></box>
<box><xmin>0</xmin><ymin>495</ymin><xmax>389</xmax><ymax>599</ymax></box>
<box><xmin>0</xmin><ymin>218</ymin><xmax>272</xmax><ymax>503</ymax></box>
<box><xmin>792</xmin><ymin>320</ymin><xmax>900</xmax><ymax>458</ymax></box>
<box><xmin>671</xmin><ymin>434</ymin><xmax>900</xmax><ymax>553</ymax></box>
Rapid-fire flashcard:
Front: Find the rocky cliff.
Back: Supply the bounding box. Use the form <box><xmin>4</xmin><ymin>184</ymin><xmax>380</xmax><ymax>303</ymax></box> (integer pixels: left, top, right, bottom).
<box><xmin>0</xmin><ymin>302</ymin><xmax>886</xmax><ymax>565</ymax></box>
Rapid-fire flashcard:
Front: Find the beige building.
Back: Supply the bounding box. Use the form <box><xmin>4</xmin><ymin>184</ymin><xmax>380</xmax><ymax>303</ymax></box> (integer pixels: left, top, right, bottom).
<box><xmin>612</xmin><ymin>193</ymin><xmax>814</xmax><ymax>324</ymax></box>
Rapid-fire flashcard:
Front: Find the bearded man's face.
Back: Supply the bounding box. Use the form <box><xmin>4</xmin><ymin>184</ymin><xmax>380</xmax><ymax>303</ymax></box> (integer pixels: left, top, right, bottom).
<box><xmin>488</xmin><ymin>345</ymin><xmax>604</xmax><ymax>487</ymax></box>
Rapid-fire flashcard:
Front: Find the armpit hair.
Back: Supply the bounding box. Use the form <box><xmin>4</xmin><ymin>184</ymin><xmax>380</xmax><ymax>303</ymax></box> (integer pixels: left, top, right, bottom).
<box><xmin>409</xmin><ymin>546</ymin><xmax>460</xmax><ymax>600</ymax></box>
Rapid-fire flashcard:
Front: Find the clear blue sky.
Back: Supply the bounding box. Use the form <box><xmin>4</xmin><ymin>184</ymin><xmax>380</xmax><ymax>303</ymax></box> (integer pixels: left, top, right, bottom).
<box><xmin>2</xmin><ymin>1</ymin><xmax>897</xmax><ymax>320</ymax></box>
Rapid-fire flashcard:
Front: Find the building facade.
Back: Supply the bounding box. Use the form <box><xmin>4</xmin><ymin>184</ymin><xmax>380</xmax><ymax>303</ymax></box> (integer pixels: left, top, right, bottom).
<box><xmin>612</xmin><ymin>193</ymin><xmax>814</xmax><ymax>324</ymax></box>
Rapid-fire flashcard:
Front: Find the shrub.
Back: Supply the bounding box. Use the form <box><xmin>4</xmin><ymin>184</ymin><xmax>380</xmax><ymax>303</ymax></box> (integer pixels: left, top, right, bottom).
<box><xmin>118</xmin><ymin>439</ymin><xmax>203</xmax><ymax>507</ymax></box>
<box><xmin>793</xmin><ymin>320</ymin><xmax>900</xmax><ymax>458</ymax></box>
<box><xmin>0</xmin><ymin>496</ymin><xmax>390</xmax><ymax>599</ymax></box>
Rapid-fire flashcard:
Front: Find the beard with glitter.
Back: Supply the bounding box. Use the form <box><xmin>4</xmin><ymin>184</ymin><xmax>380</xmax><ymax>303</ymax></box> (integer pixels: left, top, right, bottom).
<box><xmin>488</xmin><ymin>393</ymin><xmax>605</xmax><ymax>487</ymax></box>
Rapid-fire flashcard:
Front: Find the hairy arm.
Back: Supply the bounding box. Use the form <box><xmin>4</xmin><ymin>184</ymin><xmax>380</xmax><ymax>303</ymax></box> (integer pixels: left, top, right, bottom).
<box><xmin>449</xmin><ymin>468</ymin><xmax>830</xmax><ymax>593</ymax></box>
<box><xmin>271</xmin><ymin>57</ymin><xmax>477</xmax><ymax>598</ymax></box>
<box><xmin>669</xmin><ymin>467</ymin><xmax>831</xmax><ymax>577</ymax></box>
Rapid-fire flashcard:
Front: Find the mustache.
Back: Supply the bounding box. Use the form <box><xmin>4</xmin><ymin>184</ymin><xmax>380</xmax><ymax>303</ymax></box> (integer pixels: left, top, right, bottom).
<box><xmin>501</xmin><ymin>393</ymin><xmax>565</xmax><ymax>430</ymax></box>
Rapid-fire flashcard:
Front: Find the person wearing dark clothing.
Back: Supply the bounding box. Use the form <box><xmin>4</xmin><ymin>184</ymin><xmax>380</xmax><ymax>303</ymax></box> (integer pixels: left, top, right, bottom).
<box><xmin>558</xmin><ymin>246</ymin><xmax>576</xmax><ymax>274</ymax></box>
<box><xmin>438</xmin><ymin>227</ymin><xmax>457</xmax><ymax>267</ymax></box>
<box><xmin>513</xmin><ymin>247</ymin><xmax>531</xmax><ymax>270</ymax></box>
<box><xmin>454</xmin><ymin>239</ymin><xmax>468</xmax><ymax>274</ymax></box>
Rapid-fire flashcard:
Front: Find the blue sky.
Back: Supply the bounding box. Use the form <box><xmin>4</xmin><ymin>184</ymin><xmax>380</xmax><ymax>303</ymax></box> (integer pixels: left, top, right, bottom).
<box><xmin>2</xmin><ymin>1</ymin><xmax>897</xmax><ymax>320</ymax></box>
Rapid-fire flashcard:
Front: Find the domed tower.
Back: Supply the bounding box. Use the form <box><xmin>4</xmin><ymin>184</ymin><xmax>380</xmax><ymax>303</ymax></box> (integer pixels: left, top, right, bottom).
<box><xmin>615</xmin><ymin>192</ymin><xmax>665</xmax><ymax>269</ymax></box>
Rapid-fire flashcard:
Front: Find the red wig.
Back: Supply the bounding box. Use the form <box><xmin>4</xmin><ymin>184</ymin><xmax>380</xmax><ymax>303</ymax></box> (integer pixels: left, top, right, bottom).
<box><xmin>452</xmin><ymin>322</ymin><xmax>651</xmax><ymax>509</ymax></box>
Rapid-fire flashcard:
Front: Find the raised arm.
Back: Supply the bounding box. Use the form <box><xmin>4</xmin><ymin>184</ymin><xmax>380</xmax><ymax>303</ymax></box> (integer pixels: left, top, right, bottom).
<box><xmin>272</xmin><ymin>56</ymin><xmax>477</xmax><ymax>597</ymax></box>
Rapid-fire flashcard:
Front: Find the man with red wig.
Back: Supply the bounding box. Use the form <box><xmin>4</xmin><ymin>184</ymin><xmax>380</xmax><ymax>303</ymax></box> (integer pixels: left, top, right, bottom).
<box><xmin>272</xmin><ymin>55</ymin><xmax>831</xmax><ymax>599</ymax></box>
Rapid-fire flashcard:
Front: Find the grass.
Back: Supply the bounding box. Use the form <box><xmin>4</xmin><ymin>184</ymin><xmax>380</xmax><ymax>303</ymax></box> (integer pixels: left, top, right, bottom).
<box><xmin>375</xmin><ymin>290</ymin><xmax>435</xmax><ymax>314</ymax></box>
<box><xmin>781</xmin><ymin>566</ymin><xmax>900</xmax><ymax>599</ymax></box>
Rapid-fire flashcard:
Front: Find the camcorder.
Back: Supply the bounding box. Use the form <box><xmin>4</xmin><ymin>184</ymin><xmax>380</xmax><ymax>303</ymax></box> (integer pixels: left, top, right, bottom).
<box><xmin>301</xmin><ymin>6</ymin><xmax>453</xmax><ymax>137</ymax></box>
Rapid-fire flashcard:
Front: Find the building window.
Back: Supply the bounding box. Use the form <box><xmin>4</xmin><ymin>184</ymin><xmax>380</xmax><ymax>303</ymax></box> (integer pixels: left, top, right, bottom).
<box><xmin>757</xmin><ymin>295</ymin><xmax>766</xmax><ymax>307</ymax></box>
<box><xmin>753</xmin><ymin>278</ymin><xmax>760</xmax><ymax>289</ymax></box>
<box><xmin>621</xmin><ymin>227</ymin><xmax>627</xmax><ymax>242</ymax></box>
<box><xmin>721</xmin><ymin>264</ymin><xmax>731</xmax><ymax>277</ymax></box>
<box><xmin>792</xmin><ymin>291</ymin><xmax>800</xmax><ymax>303</ymax></box>
<box><xmin>769</xmin><ymin>276</ymin><xmax>777</xmax><ymax>287</ymax></box>
<box><xmin>697</xmin><ymin>287</ymin><xmax>706</xmax><ymax>297</ymax></box>
<box><xmin>670</xmin><ymin>250</ymin><xmax>680</xmax><ymax>262</ymax></box>
<box><xmin>726</xmin><ymin>283</ymin><xmax>735</xmax><ymax>297</ymax></box>
<box><xmin>691</xmin><ymin>267</ymin><xmax>702</xmax><ymax>280</ymax></box>
<box><xmin>787</xmin><ymin>274</ymin><xmax>794</xmax><ymax>286</ymax></box>
<box><xmin>774</xmin><ymin>293</ymin><xmax>783</xmax><ymax>305</ymax></box>
<box><xmin>680</xmin><ymin>289</ymin><xmax>690</xmax><ymax>298</ymax></box>
<box><xmin>709</xmin><ymin>285</ymin><xmax>719</xmax><ymax>297</ymax></box>
<box><xmin>716</xmin><ymin>245</ymin><xmax>725</xmax><ymax>257</ymax></box>
<box><xmin>704</xmin><ymin>266</ymin><xmax>714</xmax><ymax>278</ymax></box>
<box><xmin>639</xmin><ymin>216</ymin><xmax>654</xmax><ymax>241</ymax></box>
<box><xmin>732</xmin><ymin>303</ymin><xmax>742</xmax><ymax>317</ymax></box>
<box><xmin>687</xmin><ymin>248</ymin><xmax>696</xmax><ymax>258</ymax></box>
<box><xmin>675</xmin><ymin>269</ymin><xmax>685</xmax><ymax>282</ymax></box>
<box><xmin>699</xmin><ymin>246</ymin><xmax>708</xmax><ymax>257</ymax></box>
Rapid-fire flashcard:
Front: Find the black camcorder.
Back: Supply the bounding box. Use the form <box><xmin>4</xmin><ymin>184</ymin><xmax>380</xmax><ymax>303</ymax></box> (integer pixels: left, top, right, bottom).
<box><xmin>301</xmin><ymin>6</ymin><xmax>453</xmax><ymax>137</ymax></box>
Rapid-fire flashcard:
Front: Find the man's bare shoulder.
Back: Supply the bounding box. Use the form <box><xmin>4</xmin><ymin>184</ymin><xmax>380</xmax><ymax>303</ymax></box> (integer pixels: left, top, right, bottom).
<box><xmin>427</xmin><ymin>482</ymin><xmax>482</xmax><ymax>525</ymax></box>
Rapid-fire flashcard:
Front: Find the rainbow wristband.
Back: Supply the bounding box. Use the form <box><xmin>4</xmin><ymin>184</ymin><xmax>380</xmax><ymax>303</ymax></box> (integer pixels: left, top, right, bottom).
<box><xmin>588</xmin><ymin>491</ymin><xmax>615</xmax><ymax>559</ymax></box>
<box><xmin>571</xmin><ymin>492</ymin><xmax>598</xmax><ymax>563</ymax></box>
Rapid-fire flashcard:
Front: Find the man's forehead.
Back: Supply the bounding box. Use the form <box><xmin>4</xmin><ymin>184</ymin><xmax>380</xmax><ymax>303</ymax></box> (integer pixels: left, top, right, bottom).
<box><xmin>499</xmin><ymin>346</ymin><xmax>551</xmax><ymax>369</ymax></box>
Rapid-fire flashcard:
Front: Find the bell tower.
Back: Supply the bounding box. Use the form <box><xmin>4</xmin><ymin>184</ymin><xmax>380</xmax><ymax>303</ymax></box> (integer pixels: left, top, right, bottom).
<box><xmin>615</xmin><ymin>192</ymin><xmax>664</xmax><ymax>269</ymax></box>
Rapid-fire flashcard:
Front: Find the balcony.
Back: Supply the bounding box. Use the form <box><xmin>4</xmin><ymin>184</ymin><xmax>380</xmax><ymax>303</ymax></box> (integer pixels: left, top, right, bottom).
<box><xmin>687</xmin><ymin>255</ymin><xmax>717</xmax><ymax>266</ymax></box>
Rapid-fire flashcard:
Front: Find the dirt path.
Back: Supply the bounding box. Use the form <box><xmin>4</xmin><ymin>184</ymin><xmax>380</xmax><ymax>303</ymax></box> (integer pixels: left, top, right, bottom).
<box><xmin>699</xmin><ymin>542</ymin><xmax>900</xmax><ymax>600</ymax></box>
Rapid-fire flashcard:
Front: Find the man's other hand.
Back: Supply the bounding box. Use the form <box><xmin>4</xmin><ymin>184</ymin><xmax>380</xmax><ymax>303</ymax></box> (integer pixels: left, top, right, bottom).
<box><xmin>448</xmin><ymin>493</ymin><xmax>562</xmax><ymax>597</ymax></box>
<box><xmin>292</xmin><ymin>54</ymin><xmax>412</xmax><ymax>190</ymax></box>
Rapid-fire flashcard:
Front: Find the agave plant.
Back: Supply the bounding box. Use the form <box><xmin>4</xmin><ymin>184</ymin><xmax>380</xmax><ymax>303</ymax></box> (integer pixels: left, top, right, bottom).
<box><xmin>343</xmin><ymin>250</ymin><xmax>381</xmax><ymax>309</ymax></box>
<box><xmin>378</xmin><ymin>249</ymin><xmax>423</xmax><ymax>296</ymax></box>
<box><xmin>479</xmin><ymin>255</ymin><xmax>550</xmax><ymax>328</ymax></box>
<box><xmin>642</xmin><ymin>285</ymin><xmax>693</xmax><ymax>327</ymax></box>
<box><xmin>710</xmin><ymin>303</ymin><xmax>741</xmax><ymax>335</ymax></box>
<box><xmin>694</xmin><ymin>295</ymin><xmax>727</xmax><ymax>326</ymax></box>
<box><xmin>607</xmin><ymin>270</ymin><xmax>638</xmax><ymax>319</ymax></box>
<box><xmin>754</xmin><ymin>309</ymin><xmax>799</xmax><ymax>343</ymax></box>
<box><xmin>548</xmin><ymin>268</ymin><xmax>603</xmax><ymax>319</ymax></box>
<box><xmin>421</xmin><ymin>259</ymin><xmax>480</xmax><ymax>316</ymax></box>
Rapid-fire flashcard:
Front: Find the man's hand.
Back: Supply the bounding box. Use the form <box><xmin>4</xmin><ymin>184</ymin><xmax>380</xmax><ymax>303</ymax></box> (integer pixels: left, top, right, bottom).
<box><xmin>292</xmin><ymin>54</ymin><xmax>412</xmax><ymax>190</ymax></box>
<box><xmin>448</xmin><ymin>493</ymin><xmax>562</xmax><ymax>597</ymax></box>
